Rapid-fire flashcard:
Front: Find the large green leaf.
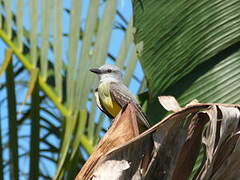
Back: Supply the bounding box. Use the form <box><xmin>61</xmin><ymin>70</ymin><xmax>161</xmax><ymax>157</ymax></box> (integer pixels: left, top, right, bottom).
<box><xmin>133</xmin><ymin>0</ymin><xmax>240</xmax><ymax>98</ymax></box>
<box><xmin>133</xmin><ymin>0</ymin><xmax>240</xmax><ymax>124</ymax></box>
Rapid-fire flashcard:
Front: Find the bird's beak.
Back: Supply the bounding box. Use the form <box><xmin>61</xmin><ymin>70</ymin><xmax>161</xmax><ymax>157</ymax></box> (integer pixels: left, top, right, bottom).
<box><xmin>89</xmin><ymin>68</ymin><xmax>101</xmax><ymax>74</ymax></box>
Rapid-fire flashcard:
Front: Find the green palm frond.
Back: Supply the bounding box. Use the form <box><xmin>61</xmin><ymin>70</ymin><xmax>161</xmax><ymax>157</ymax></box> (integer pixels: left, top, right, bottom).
<box><xmin>0</xmin><ymin>0</ymin><xmax>140</xmax><ymax>178</ymax></box>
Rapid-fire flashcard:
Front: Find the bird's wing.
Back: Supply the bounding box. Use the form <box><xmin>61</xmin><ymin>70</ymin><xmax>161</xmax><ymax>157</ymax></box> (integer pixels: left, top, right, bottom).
<box><xmin>109</xmin><ymin>82</ymin><xmax>135</xmax><ymax>107</ymax></box>
<box><xmin>109</xmin><ymin>82</ymin><xmax>150</xmax><ymax>128</ymax></box>
<box><xmin>94</xmin><ymin>88</ymin><xmax>114</xmax><ymax>119</ymax></box>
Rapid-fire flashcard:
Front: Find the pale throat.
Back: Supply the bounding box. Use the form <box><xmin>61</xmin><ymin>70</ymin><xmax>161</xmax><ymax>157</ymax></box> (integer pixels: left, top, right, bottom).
<box><xmin>99</xmin><ymin>74</ymin><xmax>122</xmax><ymax>83</ymax></box>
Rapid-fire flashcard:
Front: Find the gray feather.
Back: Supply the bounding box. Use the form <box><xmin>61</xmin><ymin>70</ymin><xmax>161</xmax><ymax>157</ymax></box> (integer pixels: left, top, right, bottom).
<box><xmin>109</xmin><ymin>82</ymin><xmax>150</xmax><ymax>128</ymax></box>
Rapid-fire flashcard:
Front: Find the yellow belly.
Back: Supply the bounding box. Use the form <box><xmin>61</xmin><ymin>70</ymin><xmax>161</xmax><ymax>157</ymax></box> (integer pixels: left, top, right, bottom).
<box><xmin>98</xmin><ymin>82</ymin><xmax>121</xmax><ymax>117</ymax></box>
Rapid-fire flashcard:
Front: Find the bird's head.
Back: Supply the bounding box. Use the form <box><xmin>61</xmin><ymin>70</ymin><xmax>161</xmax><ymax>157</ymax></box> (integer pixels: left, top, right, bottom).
<box><xmin>90</xmin><ymin>64</ymin><xmax>123</xmax><ymax>83</ymax></box>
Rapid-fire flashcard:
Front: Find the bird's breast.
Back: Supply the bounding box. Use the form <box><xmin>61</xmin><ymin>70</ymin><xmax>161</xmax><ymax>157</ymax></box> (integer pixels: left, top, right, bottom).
<box><xmin>98</xmin><ymin>82</ymin><xmax>121</xmax><ymax>117</ymax></box>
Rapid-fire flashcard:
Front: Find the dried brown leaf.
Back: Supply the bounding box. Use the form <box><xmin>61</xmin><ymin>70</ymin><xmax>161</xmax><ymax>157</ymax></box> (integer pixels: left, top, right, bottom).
<box><xmin>76</xmin><ymin>103</ymin><xmax>139</xmax><ymax>179</ymax></box>
<box><xmin>196</xmin><ymin>105</ymin><xmax>240</xmax><ymax>180</ymax></box>
<box><xmin>211</xmin><ymin>132</ymin><xmax>240</xmax><ymax>180</ymax></box>
<box><xmin>172</xmin><ymin>112</ymin><xmax>209</xmax><ymax>180</ymax></box>
<box><xmin>158</xmin><ymin>96</ymin><xmax>181</xmax><ymax>112</ymax></box>
<box><xmin>86</xmin><ymin>102</ymin><xmax>209</xmax><ymax>179</ymax></box>
<box><xmin>76</xmin><ymin>97</ymin><xmax>240</xmax><ymax>180</ymax></box>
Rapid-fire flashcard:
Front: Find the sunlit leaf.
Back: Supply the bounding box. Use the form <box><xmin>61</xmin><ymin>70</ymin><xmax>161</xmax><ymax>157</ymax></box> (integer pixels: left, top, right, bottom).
<box><xmin>133</xmin><ymin>0</ymin><xmax>240</xmax><ymax>98</ymax></box>
<box><xmin>133</xmin><ymin>0</ymin><xmax>240</xmax><ymax>124</ymax></box>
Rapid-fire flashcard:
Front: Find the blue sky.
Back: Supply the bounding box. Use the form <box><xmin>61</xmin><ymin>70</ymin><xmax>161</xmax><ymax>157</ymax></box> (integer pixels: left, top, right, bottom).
<box><xmin>0</xmin><ymin>0</ymin><xmax>144</xmax><ymax>179</ymax></box>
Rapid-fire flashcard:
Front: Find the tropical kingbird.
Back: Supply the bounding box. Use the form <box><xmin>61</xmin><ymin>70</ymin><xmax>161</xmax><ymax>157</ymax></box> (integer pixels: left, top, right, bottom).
<box><xmin>90</xmin><ymin>64</ymin><xmax>150</xmax><ymax>129</ymax></box>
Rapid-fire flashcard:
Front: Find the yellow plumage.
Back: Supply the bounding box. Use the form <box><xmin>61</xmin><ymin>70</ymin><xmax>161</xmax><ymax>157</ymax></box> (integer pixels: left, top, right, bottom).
<box><xmin>98</xmin><ymin>82</ymin><xmax>121</xmax><ymax>117</ymax></box>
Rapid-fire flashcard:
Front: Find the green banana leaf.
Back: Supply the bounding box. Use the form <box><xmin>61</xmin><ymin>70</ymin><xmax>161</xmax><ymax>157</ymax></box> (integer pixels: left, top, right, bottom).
<box><xmin>133</xmin><ymin>0</ymin><xmax>240</xmax><ymax>123</ymax></box>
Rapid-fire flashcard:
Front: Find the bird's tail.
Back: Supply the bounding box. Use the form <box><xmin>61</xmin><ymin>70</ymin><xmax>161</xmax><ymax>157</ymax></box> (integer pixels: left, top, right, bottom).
<box><xmin>133</xmin><ymin>103</ymin><xmax>150</xmax><ymax>131</ymax></box>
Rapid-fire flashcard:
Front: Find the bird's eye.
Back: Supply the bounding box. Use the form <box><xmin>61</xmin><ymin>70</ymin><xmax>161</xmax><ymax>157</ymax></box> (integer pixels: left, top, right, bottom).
<box><xmin>107</xmin><ymin>69</ymin><xmax>112</xmax><ymax>73</ymax></box>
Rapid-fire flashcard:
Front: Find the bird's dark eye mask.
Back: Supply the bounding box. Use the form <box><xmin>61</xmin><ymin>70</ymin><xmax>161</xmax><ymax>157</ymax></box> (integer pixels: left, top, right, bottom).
<box><xmin>103</xmin><ymin>69</ymin><xmax>118</xmax><ymax>73</ymax></box>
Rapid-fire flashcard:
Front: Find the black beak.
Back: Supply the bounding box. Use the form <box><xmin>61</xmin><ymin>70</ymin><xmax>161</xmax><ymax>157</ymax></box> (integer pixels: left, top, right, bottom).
<box><xmin>89</xmin><ymin>68</ymin><xmax>101</xmax><ymax>74</ymax></box>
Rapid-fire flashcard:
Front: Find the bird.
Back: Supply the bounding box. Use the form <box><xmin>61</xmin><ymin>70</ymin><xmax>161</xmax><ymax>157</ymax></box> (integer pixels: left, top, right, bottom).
<box><xmin>89</xmin><ymin>64</ymin><xmax>150</xmax><ymax>130</ymax></box>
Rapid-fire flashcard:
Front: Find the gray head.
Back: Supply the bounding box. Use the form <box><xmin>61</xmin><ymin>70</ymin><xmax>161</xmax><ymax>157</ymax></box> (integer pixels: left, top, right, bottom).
<box><xmin>90</xmin><ymin>64</ymin><xmax>123</xmax><ymax>83</ymax></box>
